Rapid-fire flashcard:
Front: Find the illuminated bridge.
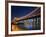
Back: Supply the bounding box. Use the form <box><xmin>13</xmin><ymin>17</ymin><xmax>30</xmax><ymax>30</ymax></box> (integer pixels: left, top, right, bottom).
<box><xmin>12</xmin><ymin>7</ymin><xmax>40</xmax><ymax>22</ymax></box>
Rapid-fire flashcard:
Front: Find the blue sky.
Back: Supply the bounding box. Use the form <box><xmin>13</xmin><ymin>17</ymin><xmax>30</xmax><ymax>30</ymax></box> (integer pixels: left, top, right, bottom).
<box><xmin>11</xmin><ymin>6</ymin><xmax>37</xmax><ymax>20</ymax></box>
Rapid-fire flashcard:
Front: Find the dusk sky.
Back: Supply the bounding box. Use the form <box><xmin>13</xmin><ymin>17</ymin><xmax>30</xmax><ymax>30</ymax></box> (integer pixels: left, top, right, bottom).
<box><xmin>11</xmin><ymin>6</ymin><xmax>37</xmax><ymax>20</ymax></box>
